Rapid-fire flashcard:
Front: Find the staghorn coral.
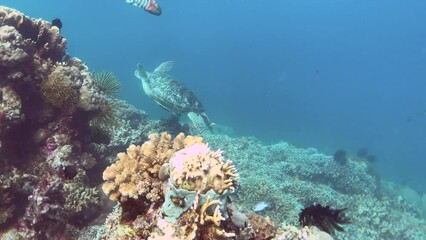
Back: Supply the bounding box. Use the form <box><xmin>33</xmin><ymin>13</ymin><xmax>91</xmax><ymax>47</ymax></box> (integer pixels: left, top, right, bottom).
<box><xmin>63</xmin><ymin>182</ymin><xmax>99</xmax><ymax>213</ymax></box>
<box><xmin>102</xmin><ymin>132</ymin><xmax>203</xmax><ymax>202</ymax></box>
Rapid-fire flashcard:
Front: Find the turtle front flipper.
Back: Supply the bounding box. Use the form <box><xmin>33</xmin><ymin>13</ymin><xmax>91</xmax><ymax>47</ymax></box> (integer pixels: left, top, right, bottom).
<box><xmin>187</xmin><ymin>112</ymin><xmax>213</xmax><ymax>131</ymax></box>
<box><xmin>135</xmin><ymin>63</ymin><xmax>154</xmax><ymax>98</ymax></box>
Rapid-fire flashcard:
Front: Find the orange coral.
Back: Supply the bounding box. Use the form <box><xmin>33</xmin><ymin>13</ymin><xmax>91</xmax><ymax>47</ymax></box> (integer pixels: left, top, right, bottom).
<box><xmin>102</xmin><ymin>132</ymin><xmax>202</xmax><ymax>202</ymax></box>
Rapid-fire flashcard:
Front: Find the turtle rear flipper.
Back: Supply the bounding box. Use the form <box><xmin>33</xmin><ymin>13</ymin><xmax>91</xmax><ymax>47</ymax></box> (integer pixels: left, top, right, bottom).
<box><xmin>154</xmin><ymin>61</ymin><xmax>174</xmax><ymax>73</ymax></box>
<box><xmin>187</xmin><ymin>112</ymin><xmax>213</xmax><ymax>131</ymax></box>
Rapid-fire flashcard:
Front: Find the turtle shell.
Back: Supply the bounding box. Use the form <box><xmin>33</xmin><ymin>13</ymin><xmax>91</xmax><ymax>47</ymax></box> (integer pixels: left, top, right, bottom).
<box><xmin>147</xmin><ymin>72</ymin><xmax>205</xmax><ymax>114</ymax></box>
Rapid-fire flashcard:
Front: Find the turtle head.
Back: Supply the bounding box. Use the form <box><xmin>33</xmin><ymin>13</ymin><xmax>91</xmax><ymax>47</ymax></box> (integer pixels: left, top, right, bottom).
<box><xmin>135</xmin><ymin>63</ymin><xmax>148</xmax><ymax>80</ymax></box>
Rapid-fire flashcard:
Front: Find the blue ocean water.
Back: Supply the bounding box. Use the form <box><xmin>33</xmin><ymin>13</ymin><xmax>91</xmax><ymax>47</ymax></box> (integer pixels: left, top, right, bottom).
<box><xmin>3</xmin><ymin>0</ymin><xmax>426</xmax><ymax>192</ymax></box>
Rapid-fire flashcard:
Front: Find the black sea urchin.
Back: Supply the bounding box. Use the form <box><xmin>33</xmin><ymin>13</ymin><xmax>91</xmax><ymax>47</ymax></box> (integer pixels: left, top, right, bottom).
<box><xmin>299</xmin><ymin>204</ymin><xmax>351</xmax><ymax>234</ymax></box>
<box><xmin>333</xmin><ymin>149</ymin><xmax>348</xmax><ymax>164</ymax></box>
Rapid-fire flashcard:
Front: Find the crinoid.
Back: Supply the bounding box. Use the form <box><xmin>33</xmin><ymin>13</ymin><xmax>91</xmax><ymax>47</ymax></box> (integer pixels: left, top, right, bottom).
<box><xmin>91</xmin><ymin>71</ymin><xmax>121</xmax><ymax>98</ymax></box>
<box><xmin>299</xmin><ymin>204</ymin><xmax>350</xmax><ymax>234</ymax></box>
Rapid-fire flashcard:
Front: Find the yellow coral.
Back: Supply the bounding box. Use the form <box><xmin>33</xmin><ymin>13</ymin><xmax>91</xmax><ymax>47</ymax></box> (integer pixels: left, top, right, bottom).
<box><xmin>199</xmin><ymin>196</ymin><xmax>236</xmax><ymax>239</ymax></box>
<box><xmin>102</xmin><ymin>132</ymin><xmax>202</xmax><ymax>202</ymax></box>
<box><xmin>199</xmin><ymin>196</ymin><xmax>224</xmax><ymax>226</ymax></box>
<box><xmin>169</xmin><ymin>143</ymin><xmax>239</xmax><ymax>194</ymax></box>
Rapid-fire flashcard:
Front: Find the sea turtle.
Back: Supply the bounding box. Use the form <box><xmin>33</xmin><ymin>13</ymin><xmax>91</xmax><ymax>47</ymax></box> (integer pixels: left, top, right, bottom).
<box><xmin>134</xmin><ymin>61</ymin><xmax>213</xmax><ymax>130</ymax></box>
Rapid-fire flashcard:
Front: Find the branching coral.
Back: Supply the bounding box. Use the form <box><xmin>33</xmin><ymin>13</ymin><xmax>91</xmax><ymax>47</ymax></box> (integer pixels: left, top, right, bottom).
<box><xmin>199</xmin><ymin>196</ymin><xmax>225</xmax><ymax>226</ymax></box>
<box><xmin>102</xmin><ymin>132</ymin><xmax>203</xmax><ymax>202</ymax></box>
<box><xmin>63</xmin><ymin>182</ymin><xmax>99</xmax><ymax>213</ymax></box>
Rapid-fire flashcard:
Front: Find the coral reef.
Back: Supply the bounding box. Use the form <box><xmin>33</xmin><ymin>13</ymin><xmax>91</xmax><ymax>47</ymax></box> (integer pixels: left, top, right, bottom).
<box><xmin>200</xmin><ymin>132</ymin><xmax>426</xmax><ymax>239</ymax></box>
<box><xmin>1</xmin><ymin>6</ymin><xmax>426</xmax><ymax>240</ymax></box>
<box><xmin>101</xmin><ymin>132</ymin><xmax>241</xmax><ymax>239</ymax></box>
<box><xmin>0</xmin><ymin>7</ymin><xmax>115</xmax><ymax>238</ymax></box>
<box><xmin>0</xmin><ymin>7</ymin><xmax>66</xmax><ymax>63</ymax></box>
<box><xmin>102</xmin><ymin>132</ymin><xmax>203</xmax><ymax>202</ymax></box>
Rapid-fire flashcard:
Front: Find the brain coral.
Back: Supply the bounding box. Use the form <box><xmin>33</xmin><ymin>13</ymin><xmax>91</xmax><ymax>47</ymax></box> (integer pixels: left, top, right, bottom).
<box><xmin>102</xmin><ymin>132</ymin><xmax>203</xmax><ymax>202</ymax></box>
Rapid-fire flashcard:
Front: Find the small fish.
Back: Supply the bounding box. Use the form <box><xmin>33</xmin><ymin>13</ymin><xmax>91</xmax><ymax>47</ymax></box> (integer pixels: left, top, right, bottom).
<box><xmin>126</xmin><ymin>0</ymin><xmax>162</xmax><ymax>16</ymax></box>
<box><xmin>252</xmin><ymin>201</ymin><xmax>272</xmax><ymax>212</ymax></box>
